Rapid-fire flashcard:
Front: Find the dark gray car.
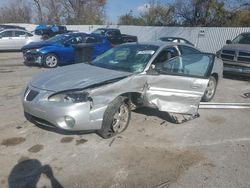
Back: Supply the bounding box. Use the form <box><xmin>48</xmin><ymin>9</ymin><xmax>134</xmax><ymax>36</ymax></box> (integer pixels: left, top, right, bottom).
<box><xmin>218</xmin><ymin>32</ymin><xmax>250</xmax><ymax>77</ymax></box>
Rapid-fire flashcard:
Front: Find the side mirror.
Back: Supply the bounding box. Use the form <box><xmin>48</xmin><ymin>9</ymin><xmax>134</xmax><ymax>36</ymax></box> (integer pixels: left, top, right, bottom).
<box><xmin>146</xmin><ymin>64</ymin><xmax>160</xmax><ymax>75</ymax></box>
<box><xmin>226</xmin><ymin>40</ymin><xmax>232</xmax><ymax>44</ymax></box>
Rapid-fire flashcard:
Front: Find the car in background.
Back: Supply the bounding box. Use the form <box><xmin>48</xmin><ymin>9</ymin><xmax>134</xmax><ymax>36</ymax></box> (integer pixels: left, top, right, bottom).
<box><xmin>34</xmin><ymin>24</ymin><xmax>70</xmax><ymax>40</ymax></box>
<box><xmin>217</xmin><ymin>32</ymin><xmax>250</xmax><ymax>77</ymax></box>
<box><xmin>159</xmin><ymin>37</ymin><xmax>194</xmax><ymax>46</ymax></box>
<box><xmin>0</xmin><ymin>24</ymin><xmax>26</xmax><ymax>30</ymax></box>
<box><xmin>23</xmin><ymin>42</ymin><xmax>223</xmax><ymax>138</ymax></box>
<box><xmin>0</xmin><ymin>29</ymin><xmax>41</xmax><ymax>51</ymax></box>
<box><xmin>92</xmin><ymin>28</ymin><xmax>138</xmax><ymax>46</ymax></box>
<box><xmin>22</xmin><ymin>32</ymin><xmax>112</xmax><ymax>68</ymax></box>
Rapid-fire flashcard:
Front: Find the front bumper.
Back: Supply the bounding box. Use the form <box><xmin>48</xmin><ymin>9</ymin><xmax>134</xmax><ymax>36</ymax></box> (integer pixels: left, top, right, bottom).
<box><xmin>22</xmin><ymin>86</ymin><xmax>103</xmax><ymax>131</ymax></box>
<box><xmin>224</xmin><ymin>64</ymin><xmax>250</xmax><ymax>77</ymax></box>
<box><xmin>23</xmin><ymin>51</ymin><xmax>43</xmax><ymax>64</ymax></box>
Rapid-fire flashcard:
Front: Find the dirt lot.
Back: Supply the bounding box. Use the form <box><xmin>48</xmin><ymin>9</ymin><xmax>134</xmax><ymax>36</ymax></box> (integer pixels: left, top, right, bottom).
<box><xmin>0</xmin><ymin>52</ymin><xmax>250</xmax><ymax>188</ymax></box>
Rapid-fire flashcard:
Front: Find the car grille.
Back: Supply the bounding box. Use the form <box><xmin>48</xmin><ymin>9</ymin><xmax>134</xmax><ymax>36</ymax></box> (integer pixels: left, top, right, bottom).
<box><xmin>221</xmin><ymin>50</ymin><xmax>235</xmax><ymax>61</ymax></box>
<box><xmin>26</xmin><ymin>90</ymin><xmax>39</xmax><ymax>101</ymax></box>
<box><xmin>24</xmin><ymin>112</ymin><xmax>56</xmax><ymax>128</ymax></box>
<box><xmin>238</xmin><ymin>51</ymin><xmax>250</xmax><ymax>63</ymax></box>
<box><xmin>221</xmin><ymin>50</ymin><xmax>250</xmax><ymax>64</ymax></box>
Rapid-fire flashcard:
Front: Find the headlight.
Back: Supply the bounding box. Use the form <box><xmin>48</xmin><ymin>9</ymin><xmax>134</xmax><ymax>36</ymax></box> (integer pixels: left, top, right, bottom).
<box><xmin>27</xmin><ymin>49</ymin><xmax>40</xmax><ymax>53</ymax></box>
<box><xmin>48</xmin><ymin>91</ymin><xmax>91</xmax><ymax>103</ymax></box>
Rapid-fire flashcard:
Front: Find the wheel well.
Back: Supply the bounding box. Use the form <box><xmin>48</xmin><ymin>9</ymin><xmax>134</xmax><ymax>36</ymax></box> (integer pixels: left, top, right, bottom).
<box><xmin>211</xmin><ymin>73</ymin><xmax>218</xmax><ymax>82</ymax></box>
<box><xmin>120</xmin><ymin>92</ymin><xmax>143</xmax><ymax>105</ymax></box>
<box><xmin>43</xmin><ymin>52</ymin><xmax>59</xmax><ymax>62</ymax></box>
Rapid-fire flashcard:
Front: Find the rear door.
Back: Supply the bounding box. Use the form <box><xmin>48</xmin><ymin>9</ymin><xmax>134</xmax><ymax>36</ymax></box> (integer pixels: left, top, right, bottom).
<box><xmin>13</xmin><ymin>30</ymin><xmax>30</xmax><ymax>49</ymax></box>
<box><xmin>144</xmin><ymin>53</ymin><xmax>214</xmax><ymax>115</ymax></box>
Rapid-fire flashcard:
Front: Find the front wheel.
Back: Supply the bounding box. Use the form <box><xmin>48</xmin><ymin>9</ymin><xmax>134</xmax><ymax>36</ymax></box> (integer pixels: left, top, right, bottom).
<box><xmin>97</xmin><ymin>96</ymin><xmax>131</xmax><ymax>139</ymax></box>
<box><xmin>202</xmin><ymin>76</ymin><xmax>217</xmax><ymax>102</ymax></box>
<box><xmin>43</xmin><ymin>53</ymin><xmax>58</xmax><ymax>68</ymax></box>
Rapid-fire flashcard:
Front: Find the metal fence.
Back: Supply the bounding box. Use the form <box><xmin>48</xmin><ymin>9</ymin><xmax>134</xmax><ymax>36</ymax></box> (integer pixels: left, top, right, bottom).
<box><xmin>12</xmin><ymin>23</ymin><xmax>250</xmax><ymax>53</ymax></box>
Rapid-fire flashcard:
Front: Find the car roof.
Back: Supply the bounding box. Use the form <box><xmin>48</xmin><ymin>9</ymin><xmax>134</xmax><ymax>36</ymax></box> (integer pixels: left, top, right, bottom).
<box><xmin>160</xmin><ymin>36</ymin><xmax>187</xmax><ymax>40</ymax></box>
<box><xmin>0</xmin><ymin>28</ymin><xmax>30</xmax><ymax>32</ymax></box>
<box><xmin>60</xmin><ymin>32</ymin><xmax>86</xmax><ymax>37</ymax></box>
<box><xmin>240</xmin><ymin>32</ymin><xmax>250</xmax><ymax>35</ymax></box>
<box><xmin>119</xmin><ymin>41</ymin><xmax>196</xmax><ymax>49</ymax></box>
<box><xmin>94</xmin><ymin>28</ymin><xmax>119</xmax><ymax>31</ymax></box>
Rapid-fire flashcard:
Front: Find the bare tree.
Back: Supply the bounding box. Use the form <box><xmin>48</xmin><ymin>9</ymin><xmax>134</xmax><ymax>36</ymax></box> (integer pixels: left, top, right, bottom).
<box><xmin>33</xmin><ymin>0</ymin><xmax>44</xmax><ymax>23</ymax></box>
<box><xmin>0</xmin><ymin>0</ymin><xmax>31</xmax><ymax>23</ymax></box>
<box><xmin>61</xmin><ymin>0</ymin><xmax>106</xmax><ymax>24</ymax></box>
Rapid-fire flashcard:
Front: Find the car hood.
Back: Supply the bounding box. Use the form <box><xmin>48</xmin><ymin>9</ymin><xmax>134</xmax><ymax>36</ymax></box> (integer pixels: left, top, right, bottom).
<box><xmin>22</xmin><ymin>41</ymin><xmax>59</xmax><ymax>50</ymax></box>
<box><xmin>30</xmin><ymin>63</ymin><xmax>132</xmax><ymax>92</ymax></box>
<box><xmin>221</xmin><ymin>44</ymin><xmax>250</xmax><ymax>52</ymax></box>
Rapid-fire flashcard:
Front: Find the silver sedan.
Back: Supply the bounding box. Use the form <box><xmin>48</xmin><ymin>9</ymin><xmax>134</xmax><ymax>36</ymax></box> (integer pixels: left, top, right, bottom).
<box><xmin>0</xmin><ymin>29</ymin><xmax>41</xmax><ymax>51</ymax></box>
<box><xmin>23</xmin><ymin>42</ymin><xmax>223</xmax><ymax>138</ymax></box>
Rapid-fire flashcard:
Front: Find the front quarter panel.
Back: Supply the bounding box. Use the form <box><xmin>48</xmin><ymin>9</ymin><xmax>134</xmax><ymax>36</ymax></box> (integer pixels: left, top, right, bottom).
<box><xmin>87</xmin><ymin>75</ymin><xmax>146</xmax><ymax>123</ymax></box>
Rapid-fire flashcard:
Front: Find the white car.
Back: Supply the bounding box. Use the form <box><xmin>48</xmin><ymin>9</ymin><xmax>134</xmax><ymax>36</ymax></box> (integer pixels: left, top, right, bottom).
<box><xmin>0</xmin><ymin>29</ymin><xmax>41</xmax><ymax>51</ymax></box>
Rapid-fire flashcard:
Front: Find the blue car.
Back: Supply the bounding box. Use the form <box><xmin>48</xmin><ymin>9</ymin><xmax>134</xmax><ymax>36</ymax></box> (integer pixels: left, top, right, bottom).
<box><xmin>22</xmin><ymin>32</ymin><xmax>112</xmax><ymax>68</ymax></box>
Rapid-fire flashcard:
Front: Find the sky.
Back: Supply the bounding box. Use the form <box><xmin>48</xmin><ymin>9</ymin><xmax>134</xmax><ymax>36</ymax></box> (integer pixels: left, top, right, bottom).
<box><xmin>106</xmin><ymin>0</ymin><xmax>151</xmax><ymax>23</ymax></box>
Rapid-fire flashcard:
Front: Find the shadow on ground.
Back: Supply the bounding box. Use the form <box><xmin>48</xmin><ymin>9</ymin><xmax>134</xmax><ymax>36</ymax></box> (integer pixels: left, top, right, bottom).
<box><xmin>133</xmin><ymin>107</ymin><xmax>177</xmax><ymax>123</ymax></box>
<box><xmin>8</xmin><ymin>159</ymin><xmax>63</xmax><ymax>188</ymax></box>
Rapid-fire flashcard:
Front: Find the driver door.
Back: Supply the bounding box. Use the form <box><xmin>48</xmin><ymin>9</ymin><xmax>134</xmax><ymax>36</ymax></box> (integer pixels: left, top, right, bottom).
<box><xmin>144</xmin><ymin>53</ymin><xmax>214</xmax><ymax>115</ymax></box>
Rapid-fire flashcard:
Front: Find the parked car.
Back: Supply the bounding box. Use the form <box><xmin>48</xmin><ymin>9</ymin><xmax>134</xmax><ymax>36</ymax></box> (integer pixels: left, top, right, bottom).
<box><xmin>159</xmin><ymin>37</ymin><xmax>194</xmax><ymax>46</ymax></box>
<box><xmin>23</xmin><ymin>42</ymin><xmax>223</xmax><ymax>138</ymax></box>
<box><xmin>0</xmin><ymin>24</ymin><xmax>26</xmax><ymax>30</ymax></box>
<box><xmin>217</xmin><ymin>32</ymin><xmax>250</xmax><ymax>77</ymax></box>
<box><xmin>0</xmin><ymin>29</ymin><xmax>41</xmax><ymax>51</ymax></box>
<box><xmin>92</xmin><ymin>28</ymin><xmax>138</xmax><ymax>45</ymax></box>
<box><xmin>34</xmin><ymin>24</ymin><xmax>70</xmax><ymax>40</ymax></box>
<box><xmin>22</xmin><ymin>32</ymin><xmax>112</xmax><ymax>68</ymax></box>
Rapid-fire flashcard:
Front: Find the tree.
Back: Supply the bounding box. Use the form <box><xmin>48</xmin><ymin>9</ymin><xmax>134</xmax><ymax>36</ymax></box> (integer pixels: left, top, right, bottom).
<box><xmin>0</xmin><ymin>0</ymin><xmax>31</xmax><ymax>23</ymax></box>
<box><xmin>118</xmin><ymin>0</ymin><xmax>174</xmax><ymax>26</ymax></box>
<box><xmin>118</xmin><ymin>10</ymin><xmax>145</xmax><ymax>25</ymax></box>
<box><xmin>61</xmin><ymin>0</ymin><xmax>106</xmax><ymax>24</ymax></box>
<box><xmin>139</xmin><ymin>1</ymin><xmax>175</xmax><ymax>26</ymax></box>
<box><xmin>33</xmin><ymin>0</ymin><xmax>44</xmax><ymax>23</ymax></box>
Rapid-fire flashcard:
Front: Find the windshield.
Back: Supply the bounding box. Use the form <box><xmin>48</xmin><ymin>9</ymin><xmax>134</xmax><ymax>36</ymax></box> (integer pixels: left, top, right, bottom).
<box><xmin>232</xmin><ymin>33</ymin><xmax>250</xmax><ymax>44</ymax></box>
<box><xmin>92</xmin><ymin>29</ymin><xmax>105</xmax><ymax>35</ymax></box>
<box><xmin>46</xmin><ymin>34</ymin><xmax>71</xmax><ymax>43</ymax></box>
<box><xmin>92</xmin><ymin>44</ymin><xmax>159</xmax><ymax>73</ymax></box>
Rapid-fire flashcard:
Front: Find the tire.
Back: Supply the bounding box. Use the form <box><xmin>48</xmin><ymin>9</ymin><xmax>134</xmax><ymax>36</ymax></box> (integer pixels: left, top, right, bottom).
<box><xmin>43</xmin><ymin>53</ymin><xmax>58</xmax><ymax>68</ymax></box>
<box><xmin>202</xmin><ymin>76</ymin><xmax>217</xmax><ymax>102</ymax></box>
<box><xmin>97</xmin><ymin>96</ymin><xmax>131</xmax><ymax>139</ymax></box>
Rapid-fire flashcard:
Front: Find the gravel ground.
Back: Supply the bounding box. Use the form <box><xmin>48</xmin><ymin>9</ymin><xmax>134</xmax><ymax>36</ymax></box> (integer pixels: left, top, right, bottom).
<box><xmin>0</xmin><ymin>52</ymin><xmax>250</xmax><ymax>188</ymax></box>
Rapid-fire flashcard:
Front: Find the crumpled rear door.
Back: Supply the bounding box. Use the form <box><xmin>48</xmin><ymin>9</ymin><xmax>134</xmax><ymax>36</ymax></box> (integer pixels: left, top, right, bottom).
<box><xmin>144</xmin><ymin>53</ymin><xmax>214</xmax><ymax>115</ymax></box>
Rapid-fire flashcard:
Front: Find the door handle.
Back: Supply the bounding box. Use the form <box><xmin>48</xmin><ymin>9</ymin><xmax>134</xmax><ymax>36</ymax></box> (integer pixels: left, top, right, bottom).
<box><xmin>191</xmin><ymin>84</ymin><xmax>202</xmax><ymax>89</ymax></box>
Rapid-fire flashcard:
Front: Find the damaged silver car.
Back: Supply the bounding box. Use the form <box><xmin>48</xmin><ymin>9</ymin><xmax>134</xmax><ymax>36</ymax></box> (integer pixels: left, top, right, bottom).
<box><xmin>23</xmin><ymin>42</ymin><xmax>223</xmax><ymax>138</ymax></box>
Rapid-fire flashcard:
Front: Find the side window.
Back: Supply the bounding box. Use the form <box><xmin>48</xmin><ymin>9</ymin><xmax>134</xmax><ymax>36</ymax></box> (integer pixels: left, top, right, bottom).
<box><xmin>1</xmin><ymin>31</ymin><xmax>13</xmax><ymax>37</ymax></box>
<box><xmin>153</xmin><ymin>47</ymin><xmax>179</xmax><ymax>65</ymax></box>
<box><xmin>178</xmin><ymin>45</ymin><xmax>200</xmax><ymax>55</ymax></box>
<box><xmin>180</xmin><ymin>39</ymin><xmax>187</xmax><ymax>44</ymax></box>
<box><xmin>14</xmin><ymin>31</ymin><xmax>27</xmax><ymax>37</ymax></box>
<box><xmin>86</xmin><ymin>36</ymin><xmax>102</xmax><ymax>43</ymax></box>
<box><xmin>158</xmin><ymin>54</ymin><xmax>213</xmax><ymax>78</ymax></box>
<box><xmin>68</xmin><ymin>36</ymin><xmax>83</xmax><ymax>44</ymax></box>
<box><xmin>27</xmin><ymin>32</ymin><xmax>33</xmax><ymax>37</ymax></box>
